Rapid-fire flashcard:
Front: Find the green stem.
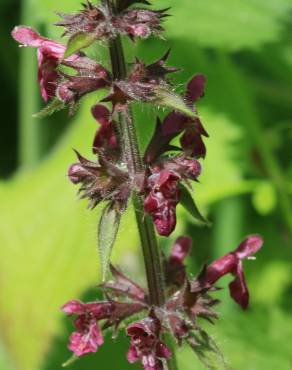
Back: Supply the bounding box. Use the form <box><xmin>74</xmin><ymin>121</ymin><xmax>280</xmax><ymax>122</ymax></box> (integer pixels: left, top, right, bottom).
<box><xmin>104</xmin><ymin>1</ymin><xmax>178</xmax><ymax>368</ymax></box>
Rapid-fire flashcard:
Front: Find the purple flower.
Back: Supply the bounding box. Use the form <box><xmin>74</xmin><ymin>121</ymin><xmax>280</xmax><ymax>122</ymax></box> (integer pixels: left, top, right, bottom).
<box><xmin>165</xmin><ymin>236</ymin><xmax>192</xmax><ymax>286</ymax></box>
<box><xmin>56</xmin><ymin>60</ymin><xmax>109</xmax><ymax>105</ymax></box>
<box><xmin>144</xmin><ymin>170</ymin><xmax>180</xmax><ymax>236</ymax></box>
<box><xmin>203</xmin><ymin>235</ymin><xmax>264</xmax><ymax>309</ymax></box>
<box><xmin>127</xmin><ymin>317</ymin><xmax>171</xmax><ymax>370</ymax></box>
<box><xmin>162</xmin><ymin>156</ymin><xmax>202</xmax><ymax>181</ymax></box>
<box><xmin>91</xmin><ymin>104</ymin><xmax>119</xmax><ymax>159</ymax></box>
<box><xmin>12</xmin><ymin>26</ymin><xmax>110</xmax><ymax>105</ymax></box>
<box><xmin>143</xmin><ymin>155</ymin><xmax>201</xmax><ymax>236</ymax></box>
<box><xmin>11</xmin><ymin>26</ymin><xmax>75</xmax><ymax>101</ymax></box>
<box><xmin>161</xmin><ymin>74</ymin><xmax>208</xmax><ymax>158</ymax></box>
<box><xmin>62</xmin><ymin>300</ymin><xmax>113</xmax><ymax>356</ymax></box>
<box><xmin>62</xmin><ymin>296</ymin><xmax>146</xmax><ymax>357</ymax></box>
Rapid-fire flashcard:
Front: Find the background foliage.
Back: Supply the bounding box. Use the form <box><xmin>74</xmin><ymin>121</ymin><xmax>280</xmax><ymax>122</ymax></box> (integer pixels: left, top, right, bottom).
<box><xmin>0</xmin><ymin>1</ymin><xmax>292</xmax><ymax>370</ymax></box>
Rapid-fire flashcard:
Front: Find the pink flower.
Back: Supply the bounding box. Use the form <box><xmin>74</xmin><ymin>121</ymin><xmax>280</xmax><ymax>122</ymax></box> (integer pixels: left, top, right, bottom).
<box><xmin>144</xmin><ymin>170</ymin><xmax>180</xmax><ymax>236</ymax></box>
<box><xmin>204</xmin><ymin>235</ymin><xmax>264</xmax><ymax>309</ymax></box>
<box><xmin>12</xmin><ymin>26</ymin><xmax>109</xmax><ymax>104</ymax></box>
<box><xmin>127</xmin><ymin>317</ymin><xmax>171</xmax><ymax>370</ymax></box>
<box><xmin>68</xmin><ymin>321</ymin><xmax>103</xmax><ymax>357</ymax></box>
<box><xmin>62</xmin><ymin>300</ymin><xmax>113</xmax><ymax>356</ymax></box>
<box><xmin>11</xmin><ymin>26</ymin><xmax>73</xmax><ymax>101</ymax></box>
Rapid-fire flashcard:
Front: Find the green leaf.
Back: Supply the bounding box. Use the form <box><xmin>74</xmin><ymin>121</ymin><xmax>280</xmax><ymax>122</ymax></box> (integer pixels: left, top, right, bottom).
<box><xmin>188</xmin><ymin>329</ymin><xmax>228</xmax><ymax>370</ymax></box>
<box><xmin>179</xmin><ymin>183</ymin><xmax>210</xmax><ymax>225</ymax></box>
<box><xmin>63</xmin><ymin>32</ymin><xmax>96</xmax><ymax>60</ymax></box>
<box><xmin>154</xmin><ymin>88</ymin><xmax>197</xmax><ymax>118</ymax></box>
<box><xmin>154</xmin><ymin>0</ymin><xmax>292</xmax><ymax>50</ymax></box>
<box><xmin>33</xmin><ymin>98</ymin><xmax>65</xmax><ymax>119</ymax></box>
<box><xmin>98</xmin><ymin>203</ymin><xmax>122</xmax><ymax>281</ymax></box>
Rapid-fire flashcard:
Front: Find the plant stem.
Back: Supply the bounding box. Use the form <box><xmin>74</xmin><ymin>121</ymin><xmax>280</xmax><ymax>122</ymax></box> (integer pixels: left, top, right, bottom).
<box><xmin>104</xmin><ymin>0</ymin><xmax>166</xmax><ymax>311</ymax></box>
<box><xmin>104</xmin><ymin>1</ymin><xmax>178</xmax><ymax>368</ymax></box>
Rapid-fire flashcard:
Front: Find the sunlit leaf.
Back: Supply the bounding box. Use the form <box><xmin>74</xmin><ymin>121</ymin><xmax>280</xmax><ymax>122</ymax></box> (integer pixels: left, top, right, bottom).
<box><xmin>155</xmin><ymin>0</ymin><xmax>292</xmax><ymax>50</ymax></box>
<box><xmin>98</xmin><ymin>203</ymin><xmax>121</xmax><ymax>281</ymax></box>
<box><xmin>188</xmin><ymin>329</ymin><xmax>228</xmax><ymax>370</ymax></box>
<box><xmin>154</xmin><ymin>88</ymin><xmax>196</xmax><ymax>118</ymax></box>
<box><xmin>63</xmin><ymin>32</ymin><xmax>96</xmax><ymax>60</ymax></box>
<box><xmin>179</xmin><ymin>183</ymin><xmax>209</xmax><ymax>225</ymax></box>
<box><xmin>33</xmin><ymin>98</ymin><xmax>65</xmax><ymax>119</ymax></box>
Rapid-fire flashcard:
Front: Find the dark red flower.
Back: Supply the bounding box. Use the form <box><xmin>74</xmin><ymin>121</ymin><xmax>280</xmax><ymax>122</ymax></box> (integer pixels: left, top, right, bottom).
<box><xmin>144</xmin><ymin>170</ymin><xmax>180</xmax><ymax>236</ymax></box>
<box><xmin>11</xmin><ymin>26</ymin><xmax>110</xmax><ymax>105</ymax></box>
<box><xmin>165</xmin><ymin>236</ymin><xmax>192</xmax><ymax>287</ymax></box>
<box><xmin>199</xmin><ymin>235</ymin><xmax>264</xmax><ymax>309</ymax></box>
<box><xmin>161</xmin><ymin>156</ymin><xmax>202</xmax><ymax>181</ymax></box>
<box><xmin>91</xmin><ymin>104</ymin><xmax>119</xmax><ymax>160</ymax></box>
<box><xmin>127</xmin><ymin>317</ymin><xmax>171</xmax><ymax>370</ymax></box>
<box><xmin>62</xmin><ymin>298</ymin><xmax>146</xmax><ymax>356</ymax></box>
<box><xmin>62</xmin><ymin>300</ymin><xmax>113</xmax><ymax>356</ymax></box>
<box><xmin>144</xmin><ymin>155</ymin><xmax>201</xmax><ymax>236</ymax></box>
<box><xmin>56</xmin><ymin>57</ymin><xmax>110</xmax><ymax>106</ymax></box>
<box><xmin>145</xmin><ymin>75</ymin><xmax>207</xmax><ymax>163</ymax></box>
<box><xmin>11</xmin><ymin>26</ymin><xmax>77</xmax><ymax>101</ymax></box>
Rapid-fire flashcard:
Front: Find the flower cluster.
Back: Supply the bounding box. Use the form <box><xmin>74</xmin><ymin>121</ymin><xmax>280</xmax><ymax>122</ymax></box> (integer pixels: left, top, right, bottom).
<box><xmin>56</xmin><ymin>1</ymin><xmax>167</xmax><ymax>41</ymax></box>
<box><xmin>12</xmin><ymin>1</ymin><xmax>264</xmax><ymax>369</ymax></box>
<box><xmin>143</xmin><ymin>74</ymin><xmax>207</xmax><ymax>235</ymax></box>
<box><xmin>62</xmin><ymin>235</ymin><xmax>263</xmax><ymax>369</ymax></box>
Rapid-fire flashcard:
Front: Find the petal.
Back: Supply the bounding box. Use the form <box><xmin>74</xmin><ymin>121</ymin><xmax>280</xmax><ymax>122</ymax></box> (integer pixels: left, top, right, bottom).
<box><xmin>205</xmin><ymin>253</ymin><xmax>238</xmax><ymax>285</ymax></box>
<box><xmin>185</xmin><ymin>74</ymin><xmax>206</xmax><ymax>103</ymax></box>
<box><xmin>157</xmin><ymin>170</ymin><xmax>180</xmax><ymax>187</ymax></box>
<box><xmin>68</xmin><ymin>321</ymin><xmax>103</xmax><ymax>357</ymax></box>
<box><xmin>127</xmin><ymin>344</ymin><xmax>139</xmax><ymax>363</ymax></box>
<box><xmin>180</xmin><ymin>127</ymin><xmax>207</xmax><ymax>159</ymax></box>
<box><xmin>153</xmin><ymin>207</ymin><xmax>177</xmax><ymax>237</ymax></box>
<box><xmin>84</xmin><ymin>302</ymin><xmax>113</xmax><ymax>319</ymax></box>
<box><xmin>229</xmin><ymin>261</ymin><xmax>249</xmax><ymax>309</ymax></box>
<box><xmin>156</xmin><ymin>342</ymin><xmax>172</xmax><ymax>359</ymax></box>
<box><xmin>62</xmin><ymin>300</ymin><xmax>85</xmax><ymax>315</ymax></box>
<box><xmin>169</xmin><ymin>236</ymin><xmax>192</xmax><ymax>264</ymax></box>
<box><xmin>11</xmin><ymin>26</ymin><xmax>45</xmax><ymax>47</ymax></box>
<box><xmin>91</xmin><ymin>104</ymin><xmax>111</xmax><ymax>127</ymax></box>
<box><xmin>235</xmin><ymin>235</ymin><xmax>263</xmax><ymax>260</ymax></box>
<box><xmin>161</xmin><ymin>111</ymin><xmax>186</xmax><ymax>136</ymax></box>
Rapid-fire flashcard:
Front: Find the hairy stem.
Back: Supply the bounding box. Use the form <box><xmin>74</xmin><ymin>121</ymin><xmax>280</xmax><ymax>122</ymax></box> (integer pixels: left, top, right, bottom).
<box><xmin>104</xmin><ymin>1</ymin><xmax>178</xmax><ymax>368</ymax></box>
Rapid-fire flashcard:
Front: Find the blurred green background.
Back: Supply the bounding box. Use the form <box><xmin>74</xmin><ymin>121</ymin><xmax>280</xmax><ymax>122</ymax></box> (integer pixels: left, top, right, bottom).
<box><xmin>1</xmin><ymin>0</ymin><xmax>292</xmax><ymax>369</ymax></box>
